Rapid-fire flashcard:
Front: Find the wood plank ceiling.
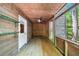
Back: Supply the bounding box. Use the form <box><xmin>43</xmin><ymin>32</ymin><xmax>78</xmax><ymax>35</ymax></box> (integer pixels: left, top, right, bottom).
<box><xmin>15</xmin><ymin>3</ymin><xmax>65</xmax><ymax>23</ymax></box>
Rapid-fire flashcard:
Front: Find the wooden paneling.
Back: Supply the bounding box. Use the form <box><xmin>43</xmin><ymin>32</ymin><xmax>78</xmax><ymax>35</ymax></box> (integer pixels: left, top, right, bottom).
<box><xmin>27</xmin><ymin>21</ymin><xmax>32</xmax><ymax>41</ymax></box>
<box><xmin>32</xmin><ymin>23</ymin><xmax>48</xmax><ymax>37</ymax></box>
<box><xmin>0</xmin><ymin>4</ymin><xmax>19</xmax><ymax>56</ymax></box>
<box><xmin>0</xmin><ymin>35</ymin><xmax>18</xmax><ymax>56</ymax></box>
<box><xmin>68</xmin><ymin>42</ymin><xmax>79</xmax><ymax>56</ymax></box>
<box><xmin>0</xmin><ymin>18</ymin><xmax>16</xmax><ymax>33</ymax></box>
<box><xmin>56</xmin><ymin>37</ymin><xmax>79</xmax><ymax>56</ymax></box>
<box><xmin>0</xmin><ymin>4</ymin><xmax>18</xmax><ymax>19</ymax></box>
<box><xmin>56</xmin><ymin>37</ymin><xmax>65</xmax><ymax>55</ymax></box>
<box><xmin>15</xmin><ymin>3</ymin><xmax>65</xmax><ymax>23</ymax></box>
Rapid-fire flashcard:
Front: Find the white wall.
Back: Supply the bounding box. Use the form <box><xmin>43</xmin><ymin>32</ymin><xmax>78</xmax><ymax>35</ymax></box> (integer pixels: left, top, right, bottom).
<box><xmin>49</xmin><ymin>21</ymin><xmax>54</xmax><ymax>42</ymax></box>
<box><xmin>18</xmin><ymin>15</ymin><xmax>27</xmax><ymax>51</ymax></box>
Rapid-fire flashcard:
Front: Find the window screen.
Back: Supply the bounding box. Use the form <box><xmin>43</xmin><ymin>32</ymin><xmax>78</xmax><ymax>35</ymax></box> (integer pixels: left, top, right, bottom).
<box><xmin>55</xmin><ymin>15</ymin><xmax>66</xmax><ymax>39</ymax></box>
<box><xmin>65</xmin><ymin>11</ymin><xmax>73</xmax><ymax>39</ymax></box>
<box><xmin>77</xmin><ymin>6</ymin><xmax>79</xmax><ymax>41</ymax></box>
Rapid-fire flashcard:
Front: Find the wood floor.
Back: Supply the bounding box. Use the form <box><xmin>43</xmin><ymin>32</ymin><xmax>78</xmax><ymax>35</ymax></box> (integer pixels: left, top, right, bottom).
<box><xmin>17</xmin><ymin>38</ymin><xmax>62</xmax><ymax>56</ymax></box>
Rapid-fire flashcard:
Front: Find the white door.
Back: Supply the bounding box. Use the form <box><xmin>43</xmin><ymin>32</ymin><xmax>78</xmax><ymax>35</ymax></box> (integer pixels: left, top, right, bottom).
<box><xmin>18</xmin><ymin>15</ymin><xmax>27</xmax><ymax>51</ymax></box>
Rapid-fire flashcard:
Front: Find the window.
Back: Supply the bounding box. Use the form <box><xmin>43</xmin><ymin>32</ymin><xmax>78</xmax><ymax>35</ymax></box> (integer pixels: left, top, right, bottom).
<box><xmin>77</xmin><ymin>6</ymin><xmax>79</xmax><ymax>41</ymax></box>
<box><xmin>20</xmin><ymin>24</ymin><xmax>24</xmax><ymax>33</ymax></box>
<box><xmin>54</xmin><ymin>4</ymin><xmax>79</xmax><ymax>41</ymax></box>
<box><xmin>55</xmin><ymin>15</ymin><xmax>66</xmax><ymax>39</ymax></box>
<box><xmin>65</xmin><ymin>11</ymin><xmax>73</xmax><ymax>39</ymax></box>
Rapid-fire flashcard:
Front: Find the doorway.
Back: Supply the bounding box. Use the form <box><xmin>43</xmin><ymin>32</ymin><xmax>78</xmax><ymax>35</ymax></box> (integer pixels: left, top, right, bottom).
<box><xmin>18</xmin><ymin>15</ymin><xmax>28</xmax><ymax>51</ymax></box>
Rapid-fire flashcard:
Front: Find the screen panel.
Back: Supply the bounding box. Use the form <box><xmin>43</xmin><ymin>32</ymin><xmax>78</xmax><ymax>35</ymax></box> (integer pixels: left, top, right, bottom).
<box><xmin>55</xmin><ymin>15</ymin><xmax>66</xmax><ymax>39</ymax></box>
<box><xmin>65</xmin><ymin>10</ymin><xmax>73</xmax><ymax>39</ymax></box>
<box><xmin>76</xmin><ymin>5</ymin><xmax>79</xmax><ymax>41</ymax></box>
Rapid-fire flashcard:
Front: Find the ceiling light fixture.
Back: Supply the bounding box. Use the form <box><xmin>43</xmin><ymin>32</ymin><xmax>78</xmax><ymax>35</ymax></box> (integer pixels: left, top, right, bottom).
<box><xmin>37</xmin><ymin>19</ymin><xmax>41</xmax><ymax>23</ymax></box>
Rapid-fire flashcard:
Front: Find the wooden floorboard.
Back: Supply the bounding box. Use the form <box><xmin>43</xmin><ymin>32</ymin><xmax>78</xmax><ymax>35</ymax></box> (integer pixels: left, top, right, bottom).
<box><xmin>41</xmin><ymin>39</ymin><xmax>62</xmax><ymax>56</ymax></box>
<box><xmin>17</xmin><ymin>38</ymin><xmax>62</xmax><ymax>56</ymax></box>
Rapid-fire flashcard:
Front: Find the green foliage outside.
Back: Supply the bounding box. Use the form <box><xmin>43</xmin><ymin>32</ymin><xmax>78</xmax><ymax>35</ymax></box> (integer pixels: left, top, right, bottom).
<box><xmin>65</xmin><ymin>11</ymin><xmax>73</xmax><ymax>39</ymax></box>
<box><xmin>77</xmin><ymin>6</ymin><xmax>79</xmax><ymax>41</ymax></box>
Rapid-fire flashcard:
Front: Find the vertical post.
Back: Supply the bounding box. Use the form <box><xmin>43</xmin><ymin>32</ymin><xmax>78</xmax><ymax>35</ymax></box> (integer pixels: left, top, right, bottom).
<box><xmin>53</xmin><ymin>20</ymin><xmax>57</xmax><ymax>46</ymax></box>
<box><xmin>65</xmin><ymin>13</ymin><xmax>68</xmax><ymax>56</ymax></box>
<box><xmin>65</xmin><ymin>41</ymin><xmax>68</xmax><ymax>56</ymax></box>
<box><xmin>72</xmin><ymin>7</ymin><xmax>78</xmax><ymax>41</ymax></box>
